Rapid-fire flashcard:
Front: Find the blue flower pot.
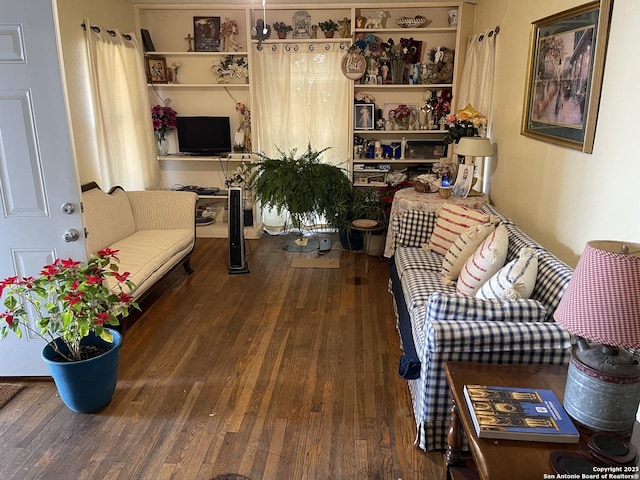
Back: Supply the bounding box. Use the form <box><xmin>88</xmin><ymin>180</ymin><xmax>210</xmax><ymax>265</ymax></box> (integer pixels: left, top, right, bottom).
<box><xmin>41</xmin><ymin>328</ymin><xmax>122</xmax><ymax>413</ymax></box>
<box><xmin>340</xmin><ymin>229</ymin><xmax>364</xmax><ymax>251</ymax></box>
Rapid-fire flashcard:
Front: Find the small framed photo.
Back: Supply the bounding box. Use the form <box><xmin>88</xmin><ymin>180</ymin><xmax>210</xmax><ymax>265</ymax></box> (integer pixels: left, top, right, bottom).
<box><xmin>521</xmin><ymin>0</ymin><xmax>613</xmax><ymax>153</ymax></box>
<box><xmin>383</xmin><ymin>103</ymin><xmax>419</xmax><ymax>128</ymax></box>
<box><xmin>354</xmin><ymin>104</ymin><xmax>375</xmax><ymax>130</ymax></box>
<box><xmin>140</xmin><ymin>29</ymin><xmax>155</xmax><ymax>52</ymax></box>
<box><xmin>146</xmin><ymin>56</ymin><xmax>168</xmax><ymax>84</ymax></box>
<box><xmin>194</xmin><ymin>16</ymin><xmax>221</xmax><ymax>52</ymax></box>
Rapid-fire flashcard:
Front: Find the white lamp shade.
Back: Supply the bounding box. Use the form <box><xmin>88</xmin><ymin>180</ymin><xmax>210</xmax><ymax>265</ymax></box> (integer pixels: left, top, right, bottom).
<box><xmin>554</xmin><ymin>240</ymin><xmax>640</xmax><ymax>349</ymax></box>
<box><xmin>454</xmin><ymin>137</ymin><xmax>494</xmax><ymax>157</ymax></box>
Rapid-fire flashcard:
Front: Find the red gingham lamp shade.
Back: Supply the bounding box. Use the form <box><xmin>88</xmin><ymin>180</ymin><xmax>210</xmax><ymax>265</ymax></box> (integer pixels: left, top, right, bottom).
<box><xmin>554</xmin><ymin>240</ymin><xmax>640</xmax><ymax>349</ymax></box>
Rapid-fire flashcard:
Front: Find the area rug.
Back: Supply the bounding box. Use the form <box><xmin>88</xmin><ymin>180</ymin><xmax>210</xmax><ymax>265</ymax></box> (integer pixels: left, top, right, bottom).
<box><xmin>291</xmin><ymin>257</ymin><xmax>340</xmax><ymax>269</ymax></box>
<box><xmin>0</xmin><ymin>383</ymin><xmax>25</xmax><ymax>409</ymax></box>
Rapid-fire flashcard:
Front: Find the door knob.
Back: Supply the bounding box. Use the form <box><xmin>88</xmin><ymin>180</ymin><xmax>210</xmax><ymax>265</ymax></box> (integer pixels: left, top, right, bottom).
<box><xmin>61</xmin><ymin>203</ymin><xmax>76</xmax><ymax>214</ymax></box>
<box><xmin>63</xmin><ymin>229</ymin><xmax>80</xmax><ymax>242</ymax></box>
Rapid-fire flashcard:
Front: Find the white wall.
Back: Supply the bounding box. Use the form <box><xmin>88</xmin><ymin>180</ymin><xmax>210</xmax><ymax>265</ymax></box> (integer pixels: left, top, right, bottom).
<box><xmin>475</xmin><ymin>0</ymin><xmax>640</xmax><ymax>266</ymax></box>
<box><xmin>55</xmin><ymin>0</ymin><xmax>136</xmax><ymax>185</ymax></box>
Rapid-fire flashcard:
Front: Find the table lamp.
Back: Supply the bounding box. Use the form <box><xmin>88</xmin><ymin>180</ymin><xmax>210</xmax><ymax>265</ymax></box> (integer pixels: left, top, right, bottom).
<box><xmin>453</xmin><ymin>136</ymin><xmax>494</xmax><ymax>165</ymax></box>
<box><xmin>554</xmin><ymin>240</ymin><xmax>640</xmax><ymax>434</ymax></box>
<box><xmin>453</xmin><ymin>137</ymin><xmax>494</xmax><ymax>194</ymax></box>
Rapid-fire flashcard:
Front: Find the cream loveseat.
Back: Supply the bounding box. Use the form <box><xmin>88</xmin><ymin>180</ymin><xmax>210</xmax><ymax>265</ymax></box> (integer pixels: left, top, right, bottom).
<box><xmin>388</xmin><ymin>202</ymin><xmax>573</xmax><ymax>451</ymax></box>
<box><xmin>81</xmin><ymin>182</ymin><xmax>198</xmax><ymax>305</ymax></box>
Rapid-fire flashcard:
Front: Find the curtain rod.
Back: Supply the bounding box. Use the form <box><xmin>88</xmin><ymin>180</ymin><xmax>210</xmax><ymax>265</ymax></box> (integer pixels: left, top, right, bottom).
<box><xmin>81</xmin><ymin>23</ymin><xmax>132</xmax><ymax>41</ymax></box>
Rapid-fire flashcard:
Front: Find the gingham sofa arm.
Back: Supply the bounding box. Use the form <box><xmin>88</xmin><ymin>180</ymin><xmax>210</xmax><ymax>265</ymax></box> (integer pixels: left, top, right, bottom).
<box><xmin>424</xmin><ymin>291</ymin><xmax>549</xmax><ymax>324</ymax></box>
<box><xmin>424</xmin><ymin>317</ymin><xmax>572</xmax><ymax>354</ymax></box>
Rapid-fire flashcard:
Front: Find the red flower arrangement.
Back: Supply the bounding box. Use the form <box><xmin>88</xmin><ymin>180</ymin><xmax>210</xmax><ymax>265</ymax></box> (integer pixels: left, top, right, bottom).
<box><xmin>151</xmin><ymin>104</ymin><xmax>177</xmax><ymax>142</ymax></box>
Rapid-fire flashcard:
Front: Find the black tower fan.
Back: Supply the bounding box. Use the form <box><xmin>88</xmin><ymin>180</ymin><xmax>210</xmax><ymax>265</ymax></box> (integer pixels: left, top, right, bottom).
<box><xmin>228</xmin><ymin>187</ymin><xmax>249</xmax><ymax>274</ymax></box>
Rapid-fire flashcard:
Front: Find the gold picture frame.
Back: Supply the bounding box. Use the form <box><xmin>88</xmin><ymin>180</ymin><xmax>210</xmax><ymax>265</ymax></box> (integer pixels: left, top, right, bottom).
<box><xmin>521</xmin><ymin>0</ymin><xmax>613</xmax><ymax>153</ymax></box>
<box><xmin>146</xmin><ymin>56</ymin><xmax>167</xmax><ymax>84</ymax></box>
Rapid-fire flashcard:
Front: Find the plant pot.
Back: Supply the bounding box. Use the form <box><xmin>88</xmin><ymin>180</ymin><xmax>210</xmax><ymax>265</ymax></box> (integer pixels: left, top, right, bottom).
<box><xmin>41</xmin><ymin>328</ymin><xmax>122</xmax><ymax>413</ymax></box>
<box><xmin>323</xmin><ymin>31</ymin><xmax>335</xmax><ymax>38</ymax></box>
<box><xmin>340</xmin><ymin>229</ymin><xmax>364</xmax><ymax>251</ymax></box>
<box><xmin>277</xmin><ymin>32</ymin><xmax>287</xmax><ymax>39</ymax></box>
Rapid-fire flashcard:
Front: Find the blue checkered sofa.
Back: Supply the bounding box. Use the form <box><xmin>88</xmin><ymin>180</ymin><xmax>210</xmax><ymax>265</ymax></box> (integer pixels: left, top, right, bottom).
<box><xmin>388</xmin><ymin>203</ymin><xmax>573</xmax><ymax>451</ymax></box>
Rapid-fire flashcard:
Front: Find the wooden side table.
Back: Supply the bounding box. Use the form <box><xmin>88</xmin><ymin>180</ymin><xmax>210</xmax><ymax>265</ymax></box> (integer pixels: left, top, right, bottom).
<box><xmin>443</xmin><ymin>362</ymin><xmax>586</xmax><ymax>480</ymax></box>
<box><xmin>349</xmin><ymin>219</ymin><xmax>385</xmax><ymax>273</ymax></box>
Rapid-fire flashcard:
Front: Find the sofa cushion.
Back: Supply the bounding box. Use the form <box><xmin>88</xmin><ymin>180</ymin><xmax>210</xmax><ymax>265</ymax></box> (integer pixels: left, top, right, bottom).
<box><xmin>82</xmin><ymin>187</ymin><xmax>136</xmax><ymax>254</ymax></box>
<box><xmin>441</xmin><ymin>223</ymin><xmax>496</xmax><ymax>285</ymax></box>
<box><xmin>105</xmin><ymin>229</ymin><xmax>193</xmax><ymax>294</ymax></box>
<box><xmin>456</xmin><ymin>224</ymin><xmax>508</xmax><ymax>297</ymax></box>
<box><xmin>426</xmin><ymin>204</ymin><xmax>492</xmax><ymax>256</ymax></box>
<box><xmin>477</xmin><ymin>247</ymin><xmax>539</xmax><ymax>300</ymax></box>
<box><xmin>394</xmin><ymin>211</ymin><xmax>437</xmax><ymax>248</ymax></box>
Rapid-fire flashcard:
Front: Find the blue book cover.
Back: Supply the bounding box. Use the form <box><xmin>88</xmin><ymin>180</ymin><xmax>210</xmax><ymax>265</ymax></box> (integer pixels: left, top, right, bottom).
<box><xmin>463</xmin><ymin>385</ymin><xmax>580</xmax><ymax>443</ymax></box>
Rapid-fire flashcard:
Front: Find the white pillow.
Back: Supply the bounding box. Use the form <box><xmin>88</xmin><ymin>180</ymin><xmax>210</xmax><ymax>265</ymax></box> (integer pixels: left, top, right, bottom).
<box><xmin>476</xmin><ymin>247</ymin><xmax>539</xmax><ymax>300</ymax></box>
<box><xmin>425</xmin><ymin>204</ymin><xmax>493</xmax><ymax>256</ymax></box>
<box><xmin>441</xmin><ymin>223</ymin><xmax>496</xmax><ymax>285</ymax></box>
<box><xmin>456</xmin><ymin>224</ymin><xmax>508</xmax><ymax>297</ymax></box>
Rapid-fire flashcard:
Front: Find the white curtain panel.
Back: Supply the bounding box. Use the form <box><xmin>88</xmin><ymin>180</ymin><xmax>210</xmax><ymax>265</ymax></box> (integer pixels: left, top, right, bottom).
<box><xmin>457</xmin><ymin>30</ymin><xmax>498</xmax><ymax>193</ymax></box>
<box><xmin>84</xmin><ymin>21</ymin><xmax>160</xmax><ymax>191</ymax></box>
<box><xmin>252</xmin><ymin>42</ymin><xmax>350</xmax><ymax>228</ymax></box>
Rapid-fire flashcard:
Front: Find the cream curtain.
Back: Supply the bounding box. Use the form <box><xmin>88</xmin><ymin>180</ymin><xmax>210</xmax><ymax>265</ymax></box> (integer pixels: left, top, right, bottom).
<box><xmin>84</xmin><ymin>21</ymin><xmax>160</xmax><ymax>191</ymax></box>
<box><xmin>456</xmin><ymin>29</ymin><xmax>498</xmax><ymax>193</ymax></box>
<box><xmin>252</xmin><ymin>42</ymin><xmax>351</xmax><ymax>228</ymax></box>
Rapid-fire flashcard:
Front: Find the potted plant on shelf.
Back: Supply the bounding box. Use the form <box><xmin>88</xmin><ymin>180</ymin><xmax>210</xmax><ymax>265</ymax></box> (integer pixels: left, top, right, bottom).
<box><xmin>0</xmin><ymin>248</ymin><xmax>139</xmax><ymax>413</ymax></box>
<box><xmin>318</xmin><ymin>20</ymin><xmax>339</xmax><ymax>38</ymax></box>
<box><xmin>273</xmin><ymin>21</ymin><xmax>293</xmax><ymax>39</ymax></box>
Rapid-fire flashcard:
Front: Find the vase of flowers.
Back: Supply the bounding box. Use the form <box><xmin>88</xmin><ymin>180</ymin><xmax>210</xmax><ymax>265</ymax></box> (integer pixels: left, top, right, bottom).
<box><xmin>393</xmin><ymin>104</ymin><xmax>414</xmax><ymax>130</ymax></box>
<box><xmin>443</xmin><ymin>104</ymin><xmax>487</xmax><ymax>144</ymax></box>
<box><xmin>0</xmin><ymin>249</ymin><xmax>139</xmax><ymax>412</ymax></box>
<box><xmin>151</xmin><ymin>104</ymin><xmax>177</xmax><ymax>155</ymax></box>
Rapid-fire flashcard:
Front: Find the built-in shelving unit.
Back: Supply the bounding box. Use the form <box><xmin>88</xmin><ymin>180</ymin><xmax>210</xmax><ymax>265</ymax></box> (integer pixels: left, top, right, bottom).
<box><xmin>347</xmin><ymin>2</ymin><xmax>475</xmax><ymax>186</ymax></box>
<box><xmin>135</xmin><ymin>2</ymin><xmax>476</xmax><ymax>229</ymax></box>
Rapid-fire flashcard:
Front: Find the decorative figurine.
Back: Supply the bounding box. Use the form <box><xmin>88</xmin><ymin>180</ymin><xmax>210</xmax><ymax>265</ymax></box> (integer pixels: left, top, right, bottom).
<box><xmin>184</xmin><ymin>33</ymin><xmax>194</xmax><ymax>52</ymax></box>
<box><xmin>364</xmin><ymin>11</ymin><xmax>388</xmax><ymax>29</ymax></box>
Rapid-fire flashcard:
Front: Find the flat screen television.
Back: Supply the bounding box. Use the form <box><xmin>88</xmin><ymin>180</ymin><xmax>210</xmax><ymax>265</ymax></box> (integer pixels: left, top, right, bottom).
<box><xmin>176</xmin><ymin>116</ymin><xmax>231</xmax><ymax>156</ymax></box>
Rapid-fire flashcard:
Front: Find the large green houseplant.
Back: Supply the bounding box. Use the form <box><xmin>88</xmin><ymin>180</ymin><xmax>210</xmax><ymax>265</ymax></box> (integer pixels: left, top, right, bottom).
<box><xmin>250</xmin><ymin>144</ymin><xmax>353</xmax><ymax>235</ymax></box>
<box><xmin>0</xmin><ymin>248</ymin><xmax>138</xmax><ymax>412</ymax></box>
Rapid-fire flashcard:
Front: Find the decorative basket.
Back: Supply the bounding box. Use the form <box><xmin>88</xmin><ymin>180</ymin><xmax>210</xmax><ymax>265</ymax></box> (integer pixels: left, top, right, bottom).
<box><xmin>412</xmin><ymin>179</ymin><xmax>428</xmax><ymax>193</ymax></box>
<box><xmin>412</xmin><ymin>174</ymin><xmax>438</xmax><ymax>193</ymax></box>
<box><xmin>396</xmin><ymin>16</ymin><xmax>428</xmax><ymax>29</ymax></box>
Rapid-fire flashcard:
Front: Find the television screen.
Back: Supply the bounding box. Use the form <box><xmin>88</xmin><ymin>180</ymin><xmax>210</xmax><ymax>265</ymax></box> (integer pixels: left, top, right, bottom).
<box><xmin>176</xmin><ymin>116</ymin><xmax>231</xmax><ymax>156</ymax></box>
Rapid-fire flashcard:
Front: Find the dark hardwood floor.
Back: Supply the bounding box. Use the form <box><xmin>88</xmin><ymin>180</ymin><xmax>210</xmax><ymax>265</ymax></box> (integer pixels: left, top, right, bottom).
<box><xmin>0</xmin><ymin>234</ymin><xmax>442</xmax><ymax>480</ymax></box>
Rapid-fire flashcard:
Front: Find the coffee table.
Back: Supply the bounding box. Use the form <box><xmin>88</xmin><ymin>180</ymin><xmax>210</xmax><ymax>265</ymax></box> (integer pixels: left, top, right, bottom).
<box><xmin>443</xmin><ymin>362</ymin><xmax>590</xmax><ymax>480</ymax></box>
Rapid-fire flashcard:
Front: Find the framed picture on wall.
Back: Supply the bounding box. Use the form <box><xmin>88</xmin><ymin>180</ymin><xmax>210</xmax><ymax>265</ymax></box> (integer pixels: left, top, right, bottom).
<box><xmin>146</xmin><ymin>56</ymin><xmax>168</xmax><ymax>84</ymax></box>
<box><xmin>292</xmin><ymin>11</ymin><xmax>311</xmax><ymax>39</ymax></box>
<box><xmin>193</xmin><ymin>16</ymin><xmax>221</xmax><ymax>52</ymax></box>
<box><xmin>354</xmin><ymin>104</ymin><xmax>375</xmax><ymax>130</ymax></box>
<box><xmin>521</xmin><ymin>0</ymin><xmax>613</xmax><ymax>153</ymax></box>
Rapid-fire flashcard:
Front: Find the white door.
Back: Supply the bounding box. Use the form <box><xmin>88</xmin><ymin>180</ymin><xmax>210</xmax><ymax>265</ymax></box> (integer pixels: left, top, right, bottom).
<box><xmin>0</xmin><ymin>0</ymin><xmax>86</xmax><ymax>375</ymax></box>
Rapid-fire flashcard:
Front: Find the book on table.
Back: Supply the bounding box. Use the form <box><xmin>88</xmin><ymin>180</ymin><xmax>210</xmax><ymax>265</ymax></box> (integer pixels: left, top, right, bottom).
<box><xmin>463</xmin><ymin>385</ymin><xmax>580</xmax><ymax>443</ymax></box>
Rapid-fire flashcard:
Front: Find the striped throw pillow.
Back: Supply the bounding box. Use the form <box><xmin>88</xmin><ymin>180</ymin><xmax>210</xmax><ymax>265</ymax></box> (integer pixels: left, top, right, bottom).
<box><xmin>425</xmin><ymin>204</ymin><xmax>492</xmax><ymax>256</ymax></box>
<box><xmin>441</xmin><ymin>223</ymin><xmax>496</xmax><ymax>285</ymax></box>
<box><xmin>456</xmin><ymin>224</ymin><xmax>508</xmax><ymax>297</ymax></box>
<box><xmin>476</xmin><ymin>247</ymin><xmax>539</xmax><ymax>300</ymax></box>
